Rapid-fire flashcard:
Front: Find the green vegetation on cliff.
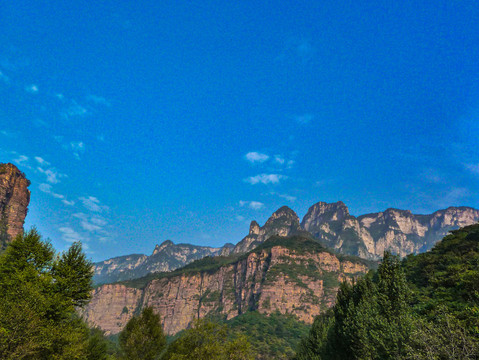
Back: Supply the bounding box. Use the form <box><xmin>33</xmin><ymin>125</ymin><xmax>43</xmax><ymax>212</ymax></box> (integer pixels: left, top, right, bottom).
<box><xmin>295</xmin><ymin>224</ymin><xmax>479</xmax><ymax>359</ymax></box>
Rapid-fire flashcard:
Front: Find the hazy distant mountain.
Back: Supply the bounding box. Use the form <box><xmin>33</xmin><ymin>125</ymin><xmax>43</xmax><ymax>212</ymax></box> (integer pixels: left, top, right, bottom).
<box><xmin>93</xmin><ymin>240</ymin><xmax>234</xmax><ymax>284</ymax></box>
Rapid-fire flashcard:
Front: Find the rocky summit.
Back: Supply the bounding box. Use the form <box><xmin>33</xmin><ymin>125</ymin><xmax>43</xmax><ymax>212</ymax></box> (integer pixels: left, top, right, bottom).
<box><xmin>233</xmin><ymin>206</ymin><xmax>306</xmax><ymax>253</ymax></box>
<box><xmin>83</xmin><ymin>235</ymin><xmax>371</xmax><ymax>335</ymax></box>
<box><xmin>0</xmin><ymin>163</ymin><xmax>30</xmax><ymax>251</ymax></box>
<box><xmin>93</xmin><ymin>240</ymin><xmax>234</xmax><ymax>284</ymax></box>
<box><xmin>301</xmin><ymin>201</ymin><xmax>479</xmax><ymax>259</ymax></box>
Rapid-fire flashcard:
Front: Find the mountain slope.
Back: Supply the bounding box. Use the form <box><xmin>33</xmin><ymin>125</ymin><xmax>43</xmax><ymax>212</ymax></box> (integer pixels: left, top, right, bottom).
<box><xmin>83</xmin><ymin>235</ymin><xmax>372</xmax><ymax>335</ymax></box>
<box><xmin>93</xmin><ymin>240</ymin><xmax>234</xmax><ymax>284</ymax></box>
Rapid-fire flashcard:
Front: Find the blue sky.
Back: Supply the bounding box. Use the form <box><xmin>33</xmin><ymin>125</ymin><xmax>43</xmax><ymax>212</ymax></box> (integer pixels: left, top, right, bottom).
<box><xmin>1</xmin><ymin>1</ymin><xmax>478</xmax><ymax>261</ymax></box>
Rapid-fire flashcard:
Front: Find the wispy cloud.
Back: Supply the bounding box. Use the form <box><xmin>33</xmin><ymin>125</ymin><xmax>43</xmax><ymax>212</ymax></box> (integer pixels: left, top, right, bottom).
<box><xmin>13</xmin><ymin>154</ymin><xmax>29</xmax><ymax>166</ymax></box>
<box><xmin>70</xmin><ymin>141</ymin><xmax>85</xmax><ymax>160</ymax></box>
<box><xmin>239</xmin><ymin>200</ymin><xmax>265</xmax><ymax>210</ymax></box>
<box><xmin>269</xmin><ymin>192</ymin><xmax>296</xmax><ymax>202</ymax></box>
<box><xmin>294</xmin><ymin>114</ymin><xmax>314</xmax><ymax>125</ymax></box>
<box><xmin>79</xmin><ymin>196</ymin><xmax>109</xmax><ymax>213</ymax></box>
<box><xmin>34</xmin><ymin>156</ymin><xmax>50</xmax><ymax>166</ymax></box>
<box><xmin>465</xmin><ymin>163</ymin><xmax>479</xmax><ymax>175</ymax></box>
<box><xmin>58</xmin><ymin>226</ymin><xmax>85</xmax><ymax>243</ymax></box>
<box><xmin>25</xmin><ymin>84</ymin><xmax>39</xmax><ymax>93</ymax></box>
<box><xmin>37</xmin><ymin>167</ymin><xmax>65</xmax><ymax>184</ymax></box>
<box><xmin>244</xmin><ymin>174</ymin><xmax>286</xmax><ymax>185</ymax></box>
<box><xmin>0</xmin><ymin>71</ymin><xmax>10</xmax><ymax>84</ymax></box>
<box><xmin>87</xmin><ymin>95</ymin><xmax>110</xmax><ymax>106</ymax></box>
<box><xmin>73</xmin><ymin>212</ymin><xmax>108</xmax><ymax>232</ymax></box>
<box><xmin>62</xmin><ymin>100</ymin><xmax>88</xmax><ymax>119</ymax></box>
<box><xmin>39</xmin><ymin>183</ymin><xmax>65</xmax><ymax>199</ymax></box>
<box><xmin>245</xmin><ymin>152</ymin><xmax>269</xmax><ymax>163</ymax></box>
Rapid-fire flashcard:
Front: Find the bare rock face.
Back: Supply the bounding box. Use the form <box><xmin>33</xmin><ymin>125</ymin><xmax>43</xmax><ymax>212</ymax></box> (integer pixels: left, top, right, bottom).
<box><xmin>302</xmin><ymin>201</ymin><xmax>479</xmax><ymax>260</ymax></box>
<box><xmin>233</xmin><ymin>206</ymin><xmax>303</xmax><ymax>253</ymax></box>
<box><xmin>93</xmin><ymin>240</ymin><xmax>234</xmax><ymax>284</ymax></box>
<box><xmin>0</xmin><ymin>163</ymin><xmax>30</xmax><ymax>250</ymax></box>
<box><xmin>83</xmin><ymin>236</ymin><xmax>370</xmax><ymax>335</ymax></box>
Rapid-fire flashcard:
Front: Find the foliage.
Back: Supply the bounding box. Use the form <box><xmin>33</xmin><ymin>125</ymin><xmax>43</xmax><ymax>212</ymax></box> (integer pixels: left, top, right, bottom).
<box><xmin>161</xmin><ymin>319</ymin><xmax>254</xmax><ymax>360</ymax></box>
<box><xmin>119</xmin><ymin>307</ymin><xmax>166</xmax><ymax>360</ymax></box>
<box><xmin>295</xmin><ymin>224</ymin><xmax>479</xmax><ymax>359</ymax></box>
<box><xmin>0</xmin><ymin>228</ymin><xmax>107</xmax><ymax>359</ymax></box>
<box><xmin>225</xmin><ymin>311</ymin><xmax>310</xmax><ymax>360</ymax></box>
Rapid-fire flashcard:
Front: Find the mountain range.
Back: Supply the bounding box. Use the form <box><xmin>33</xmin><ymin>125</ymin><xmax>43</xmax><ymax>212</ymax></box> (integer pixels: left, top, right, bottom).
<box><xmin>93</xmin><ymin>202</ymin><xmax>479</xmax><ymax>284</ymax></box>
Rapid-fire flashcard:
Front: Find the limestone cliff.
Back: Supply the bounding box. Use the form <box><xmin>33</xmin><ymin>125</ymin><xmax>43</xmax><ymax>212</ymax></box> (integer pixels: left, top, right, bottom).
<box><xmin>83</xmin><ymin>236</ymin><xmax>370</xmax><ymax>335</ymax></box>
<box><xmin>302</xmin><ymin>201</ymin><xmax>479</xmax><ymax>259</ymax></box>
<box><xmin>0</xmin><ymin>163</ymin><xmax>30</xmax><ymax>250</ymax></box>
<box><xmin>93</xmin><ymin>240</ymin><xmax>234</xmax><ymax>284</ymax></box>
<box><xmin>233</xmin><ymin>206</ymin><xmax>305</xmax><ymax>253</ymax></box>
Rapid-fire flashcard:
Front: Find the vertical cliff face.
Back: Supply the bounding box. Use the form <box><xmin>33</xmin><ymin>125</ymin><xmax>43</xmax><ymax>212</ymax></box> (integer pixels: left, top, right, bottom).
<box><xmin>83</xmin><ymin>236</ymin><xmax>370</xmax><ymax>335</ymax></box>
<box><xmin>0</xmin><ymin>163</ymin><xmax>30</xmax><ymax>250</ymax></box>
<box><xmin>302</xmin><ymin>202</ymin><xmax>479</xmax><ymax>259</ymax></box>
<box><xmin>233</xmin><ymin>206</ymin><xmax>303</xmax><ymax>253</ymax></box>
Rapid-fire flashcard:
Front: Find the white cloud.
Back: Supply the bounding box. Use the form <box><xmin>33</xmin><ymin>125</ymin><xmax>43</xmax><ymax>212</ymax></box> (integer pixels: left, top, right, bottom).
<box><xmin>294</xmin><ymin>114</ymin><xmax>314</xmax><ymax>125</ymax></box>
<box><xmin>58</xmin><ymin>226</ymin><xmax>85</xmax><ymax>243</ymax></box>
<box><xmin>249</xmin><ymin>201</ymin><xmax>264</xmax><ymax>210</ymax></box>
<box><xmin>25</xmin><ymin>84</ymin><xmax>39</xmax><ymax>93</ymax></box>
<box><xmin>63</xmin><ymin>100</ymin><xmax>88</xmax><ymax>118</ymax></box>
<box><xmin>239</xmin><ymin>200</ymin><xmax>265</xmax><ymax>210</ymax></box>
<box><xmin>38</xmin><ymin>183</ymin><xmax>71</xmax><ymax>202</ymax></box>
<box><xmin>70</xmin><ymin>141</ymin><xmax>85</xmax><ymax>160</ymax></box>
<box><xmin>87</xmin><ymin>95</ymin><xmax>110</xmax><ymax>106</ymax></box>
<box><xmin>34</xmin><ymin>156</ymin><xmax>50</xmax><ymax>166</ymax></box>
<box><xmin>79</xmin><ymin>196</ymin><xmax>108</xmax><ymax>212</ymax></box>
<box><xmin>245</xmin><ymin>152</ymin><xmax>269</xmax><ymax>163</ymax></box>
<box><xmin>274</xmin><ymin>155</ymin><xmax>285</xmax><ymax>165</ymax></box>
<box><xmin>62</xmin><ymin>199</ymin><xmax>75</xmax><ymax>206</ymax></box>
<box><xmin>37</xmin><ymin>167</ymin><xmax>65</xmax><ymax>184</ymax></box>
<box><xmin>244</xmin><ymin>174</ymin><xmax>286</xmax><ymax>185</ymax></box>
<box><xmin>13</xmin><ymin>155</ymin><xmax>29</xmax><ymax>166</ymax></box>
<box><xmin>235</xmin><ymin>215</ymin><xmax>245</xmax><ymax>222</ymax></box>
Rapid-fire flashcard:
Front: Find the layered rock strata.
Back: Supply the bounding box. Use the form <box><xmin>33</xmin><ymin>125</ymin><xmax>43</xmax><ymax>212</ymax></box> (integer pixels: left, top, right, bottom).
<box><xmin>0</xmin><ymin>163</ymin><xmax>30</xmax><ymax>250</ymax></box>
<box><xmin>84</xmin><ymin>237</ymin><xmax>369</xmax><ymax>335</ymax></box>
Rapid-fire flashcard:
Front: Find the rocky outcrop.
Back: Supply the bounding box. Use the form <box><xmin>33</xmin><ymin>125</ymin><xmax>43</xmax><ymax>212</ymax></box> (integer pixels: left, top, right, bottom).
<box><xmin>93</xmin><ymin>240</ymin><xmax>235</xmax><ymax>284</ymax></box>
<box><xmin>0</xmin><ymin>163</ymin><xmax>30</xmax><ymax>250</ymax></box>
<box><xmin>83</xmin><ymin>236</ymin><xmax>370</xmax><ymax>335</ymax></box>
<box><xmin>233</xmin><ymin>206</ymin><xmax>304</xmax><ymax>253</ymax></box>
<box><xmin>302</xmin><ymin>202</ymin><xmax>479</xmax><ymax>259</ymax></box>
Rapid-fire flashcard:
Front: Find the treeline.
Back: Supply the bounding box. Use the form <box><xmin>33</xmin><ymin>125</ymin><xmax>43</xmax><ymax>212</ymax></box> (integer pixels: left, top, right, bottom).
<box><xmin>0</xmin><ymin>229</ymin><xmax>256</xmax><ymax>360</ymax></box>
<box><xmin>294</xmin><ymin>224</ymin><xmax>479</xmax><ymax>359</ymax></box>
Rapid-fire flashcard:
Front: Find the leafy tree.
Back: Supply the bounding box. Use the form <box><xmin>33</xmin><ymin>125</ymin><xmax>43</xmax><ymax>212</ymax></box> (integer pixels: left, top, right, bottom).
<box><xmin>119</xmin><ymin>307</ymin><xmax>166</xmax><ymax>360</ymax></box>
<box><xmin>0</xmin><ymin>228</ymin><xmax>101</xmax><ymax>359</ymax></box>
<box><xmin>161</xmin><ymin>318</ymin><xmax>254</xmax><ymax>360</ymax></box>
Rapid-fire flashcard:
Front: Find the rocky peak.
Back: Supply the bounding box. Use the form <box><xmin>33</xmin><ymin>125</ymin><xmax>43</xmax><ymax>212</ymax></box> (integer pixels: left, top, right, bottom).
<box><xmin>249</xmin><ymin>221</ymin><xmax>260</xmax><ymax>235</ymax></box>
<box><xmin>0</xmin><ymin>163</ymin><xmax>31</xmax><ymax>250</ymax></box>
<box><xmin>152</xmin><ymin>240</ymin><xmax>174</xmax><ymax>255</ymax></box>
<box><xmin>301</xmin><ymin>201</ymin><xmax>350</xmax><ymax>230</ymax></box>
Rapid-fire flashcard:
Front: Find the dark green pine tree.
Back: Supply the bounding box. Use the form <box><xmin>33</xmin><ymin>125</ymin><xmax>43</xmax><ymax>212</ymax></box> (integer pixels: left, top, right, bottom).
<box><xmin>119</xmin><ymin>307</ymin><xmax>167</xmax><ymax>360</ymax></box>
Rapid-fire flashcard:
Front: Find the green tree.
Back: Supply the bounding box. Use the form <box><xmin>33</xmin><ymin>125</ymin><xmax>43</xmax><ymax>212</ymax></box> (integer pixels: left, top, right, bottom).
<box><xmin>161</xmin><ymin>318</ymin><xmax>254</xmax><ymax>360</ymax></box>
<box><xmin>119</xmin><ymin>307</ymin><xmax>166</xmax><ymax>360</ymax></box>
<box><xmin>0</xmin><ymin>228</ymin><xmax>100</xmax><ymax>360</ymax></box>
<box><xmin>295</xmin><ymin>252</ymin><xmax>414</xmax><ymax>360</ymax></box>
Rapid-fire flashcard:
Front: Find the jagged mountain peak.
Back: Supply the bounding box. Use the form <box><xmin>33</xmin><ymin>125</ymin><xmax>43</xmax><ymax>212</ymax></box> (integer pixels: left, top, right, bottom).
<box><xmin>152</xmin><ymin>240</ymin><xmax>174</xmax><ymax>254</ymax></box>
<box><xmin>301</xmin><ymin>201</ymin><xmax>350</xmax><ymax>229</ymax></box>
<box><xmin>249</xmin><ymin>220</ymin><xmax>260</xmax><ymax>235</ymax></box>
